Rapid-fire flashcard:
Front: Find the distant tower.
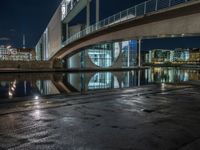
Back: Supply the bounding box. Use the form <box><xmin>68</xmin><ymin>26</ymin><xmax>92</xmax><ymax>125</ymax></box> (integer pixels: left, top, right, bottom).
<box><xmin>23</xmin><ymin>34</ymin><xmax>26</xmax><ymax>49</ymax></box>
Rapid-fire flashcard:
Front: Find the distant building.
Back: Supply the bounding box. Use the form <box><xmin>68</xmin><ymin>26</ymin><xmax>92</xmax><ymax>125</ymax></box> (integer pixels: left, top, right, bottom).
<box><xmin>0</xmin><ymin>45</ymin><xmax>35</xmax><ymax>61</ymax></box>
<box><xmin>144</xmin><ymin>48</ymin><xmax>200</xmax><ymax>65</ymax></box>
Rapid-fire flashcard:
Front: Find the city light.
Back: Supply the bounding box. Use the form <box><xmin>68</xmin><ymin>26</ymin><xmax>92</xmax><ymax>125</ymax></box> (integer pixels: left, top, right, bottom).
<box><xmin>34</xmin><ymin>95</ymin><xmax>39</xmax><ymax>100</ymax></box>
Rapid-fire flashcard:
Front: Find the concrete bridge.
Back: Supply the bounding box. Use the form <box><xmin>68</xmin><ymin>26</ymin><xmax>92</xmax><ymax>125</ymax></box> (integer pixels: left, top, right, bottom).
<box><xmin>50</xmin><ymin>0</ymin><xmax>200</xmax><ymax>62</ymax></box>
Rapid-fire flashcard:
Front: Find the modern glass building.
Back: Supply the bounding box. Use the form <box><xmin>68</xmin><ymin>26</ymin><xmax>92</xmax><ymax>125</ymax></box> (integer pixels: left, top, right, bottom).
<box><xmin>67</xmin><ymin>40</ymin><xmax>138</xmax><ymax>69</ymax></box>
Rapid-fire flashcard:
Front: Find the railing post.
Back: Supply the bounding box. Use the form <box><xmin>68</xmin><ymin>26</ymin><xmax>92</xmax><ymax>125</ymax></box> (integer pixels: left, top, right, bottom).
<box><xmin>138</xmin><ymin>39</ymin><xmax>142</xmax><ymax>67</ymax></box>
<box><xmin>169</xmin><ymin>0</ymin><xmax>171</xmax><ymax>7</ymax></box>
<box><xmin>126</xmin><ymin>9</ymin><xmax>128</xmax><ymax>19</ymax></box>
<box><xmin>155</xmin><ymin>0</ymin><xmax>158</xmax><ymax>11</ymax></box>
<box><xmin>144</xmin><ymin>1</ymin><xmax>147</xmax><ymax>14</ymax></box>
<box><xmin>135</xmin><ymin>5</ymin><xmax>137</xmax><ymax>16</ymax></box>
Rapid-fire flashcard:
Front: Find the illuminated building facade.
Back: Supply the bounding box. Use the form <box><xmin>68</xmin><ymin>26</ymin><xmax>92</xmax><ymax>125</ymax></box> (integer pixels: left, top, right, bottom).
<box><xmin>0</xmin><ymin>45</ymin><xmax>35</xmax><ymax>61</ymax></box>
<box><xmin>66</xmin><ymin>40</ymin><xmax>138</xmax><ymax>69</ymax></box>
<box><xmin>144</xmin><ymin>48</ymin><xmax>200</xmax><ymax>65</ymax></box>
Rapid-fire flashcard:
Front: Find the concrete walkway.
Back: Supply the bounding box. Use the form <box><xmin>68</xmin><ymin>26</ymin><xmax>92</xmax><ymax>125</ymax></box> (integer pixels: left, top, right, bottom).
<box><xmin>0</xmin><ymin>83</ymin><xmax>200</xmax><ymax>150</ymax></box>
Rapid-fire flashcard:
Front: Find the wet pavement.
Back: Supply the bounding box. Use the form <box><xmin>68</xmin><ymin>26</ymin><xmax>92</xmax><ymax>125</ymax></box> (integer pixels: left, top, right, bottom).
<box><xmin>0</xmin><ymin>83</ymin><xmax>200</xmax><ymax>150</ymax></box>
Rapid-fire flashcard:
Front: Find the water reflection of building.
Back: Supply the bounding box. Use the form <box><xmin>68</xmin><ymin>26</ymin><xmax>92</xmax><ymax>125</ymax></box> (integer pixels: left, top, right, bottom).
<box><xmin>0</xmin><ymin>68</ymin><xmax>199</xmax><ymax>99</ymax></box>
<box><xmin>66</xmin><ymin>68</ymin><xmax>199</xmax><ymax>93</ymax></box>
<box><xmin>0</xmin><ymin>74</ymin><xmax>60</xmax><ymax>99</ymax></box>
<box><xmin>0</xmin><ymin>80</ymin><xmax>38</xmax><ymax>99</ymax></box>
<box><xmin>145</xmin><ymin>67</ymin><xmax>200</xmax><ymax>83</ymax></box>
<box><xmin>144</xmin><ymin>48</ymin><xmax>200</xmax><ymax>65</ymax></box>
<box><xmin>88</xmin><ymin>72</ymin><xmax>119</xmax><ymax>90</ymax></box>
<box><xmin>36</xmin><ymin>80</ymin><xmax>60</xmax><ymax>95</ymax></box>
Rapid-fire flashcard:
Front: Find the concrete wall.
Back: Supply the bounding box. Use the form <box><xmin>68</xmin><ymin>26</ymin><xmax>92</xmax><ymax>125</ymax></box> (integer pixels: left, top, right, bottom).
<box><xmin>35</xmin><ymin>38</ymin><xmax>43</xmax><ymax>60</ymax></box>
<box><xmin>35</xmin><ymin>5</ymin><xmax>62</xmax><ymax>60</ymax></box>
<box><xmin>68</xmin><ymin>53</ymin><xmax>82</xmax><ymax>68</ymax></box>
<box><xmin>0</xmin><ymin>61</ymin><xmax>52</xmax><ymax>69</ymax></box>
<box><xmin>48</xmin><ymin>5</ymin><xmax>62</xmax><ymax>58</ymax></box>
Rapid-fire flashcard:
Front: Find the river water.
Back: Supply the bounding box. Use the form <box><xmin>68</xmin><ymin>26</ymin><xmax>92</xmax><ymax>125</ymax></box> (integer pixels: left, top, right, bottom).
<box><xmin>0</xmin><ymin>67</ymin><xmax>199</xmax><ymax>100</ymax></box>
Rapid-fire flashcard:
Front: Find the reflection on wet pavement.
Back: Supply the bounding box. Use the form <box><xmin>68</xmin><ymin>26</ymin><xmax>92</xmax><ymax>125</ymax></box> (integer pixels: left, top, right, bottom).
<box><xmin>0</xmin><ymin>83</ymin><xmax>200</xmax><ymax>149</ymax></box>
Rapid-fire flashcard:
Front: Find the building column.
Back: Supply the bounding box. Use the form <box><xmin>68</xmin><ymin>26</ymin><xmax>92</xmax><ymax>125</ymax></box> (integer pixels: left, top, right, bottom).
<box><xmin>138</xmin><ymin>39</ymin><xmax>142</xmax><ymax>67</ymax></box>
<box><xmin>96</xmin><ymin>0</ymin><xmax>100</xmax><ymax>22</ymax></box>
<box><xmin>128</xmin><ymin>41</ymin><xmax>130</xmax><ymax>67</ymax></box>
<box><xmin>86</xmin><ymin>0</ymin><xmax>91</xmax><ymax>27</ymax></box>
<box><xmin>138</xmin><ymin>70</ymin><xmax>141</xmax><ymax>87</ymax></box>
<box><xmin>66</xmin><ymin>23</ymin><xmax>69</xmax><ymax>39</ymax></box>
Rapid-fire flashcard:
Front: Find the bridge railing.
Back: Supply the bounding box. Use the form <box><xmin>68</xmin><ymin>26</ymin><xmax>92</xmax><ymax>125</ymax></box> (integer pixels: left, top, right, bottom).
<box><xmin>51</xmin><ymin>0</ymin><xmax>192</xmax><ymax>58</ymax></box>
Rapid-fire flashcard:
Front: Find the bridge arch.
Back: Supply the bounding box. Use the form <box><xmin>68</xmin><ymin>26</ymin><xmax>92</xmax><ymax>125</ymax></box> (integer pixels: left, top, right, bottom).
<box><xmin>51</xmin><ymin>0</ymin><xmax>200</xmax><ymax>61</ymax></box>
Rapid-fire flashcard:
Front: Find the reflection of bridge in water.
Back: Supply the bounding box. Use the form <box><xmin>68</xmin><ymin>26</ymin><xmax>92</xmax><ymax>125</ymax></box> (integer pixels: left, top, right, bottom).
<box><xmin>0</xmin><ymin>68</ymin><xmax>199</xmax><ymax>99</ymax></box>
<box><xmin>64</xmin><ymin>68</ymin><xmax>200</xmax><ymax>93</ymax></box>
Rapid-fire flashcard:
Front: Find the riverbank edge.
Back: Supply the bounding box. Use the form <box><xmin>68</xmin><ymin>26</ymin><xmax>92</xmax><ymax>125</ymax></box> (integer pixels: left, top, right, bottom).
<box><xmin>0</xmin><ymin>65</ymin><xmax>199</xmax><ymax>73</ymax></box>
<box><xmin>0</xmin><ymin>67</ymin><xmax>151</xmax><ymax>73</ymax></box>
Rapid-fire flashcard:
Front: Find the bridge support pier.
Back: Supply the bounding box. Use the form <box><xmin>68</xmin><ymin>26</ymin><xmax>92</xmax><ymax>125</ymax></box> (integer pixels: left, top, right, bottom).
<box><xmin>138</xmin><ymin>70</ymin><xmax>141</xmax><ymax>87</ymax></box>
<box><xmin>87</xmin><ymin>0</ymin><xmax>91</xmax><ymax>26</ymax></box>
<box><xmin>138</xmin><ymin>39</ymin><xmax>142</xmax><ymax>68</ymax></box>
<box><xmin>96</xmin><ymin>0</ymin><xmax>99</xmax><ymax>22</ymax></box>
<box><xmin>66</xmin><ymin>23</ymin><xmax>69</xmax><ymax>39</ymax></box>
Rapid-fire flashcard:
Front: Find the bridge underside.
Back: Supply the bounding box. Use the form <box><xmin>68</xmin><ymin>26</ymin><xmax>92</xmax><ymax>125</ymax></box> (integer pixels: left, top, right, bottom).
<box><xmin>51</xmin><ymin>1</ymin><xmax>200</xmax><ymax>60</ymax></box>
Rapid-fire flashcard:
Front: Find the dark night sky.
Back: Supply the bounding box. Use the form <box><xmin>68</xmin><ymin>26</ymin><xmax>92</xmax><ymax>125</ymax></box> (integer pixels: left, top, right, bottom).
<box><xmin>0</xmin><ymin>0</ymin><xmax>200</xmax><ymax>49</ymax></box>
<box><xmin>0</xmin><ymin>0</ymin><xmax>62</xmax><ymax>48</ymax></box>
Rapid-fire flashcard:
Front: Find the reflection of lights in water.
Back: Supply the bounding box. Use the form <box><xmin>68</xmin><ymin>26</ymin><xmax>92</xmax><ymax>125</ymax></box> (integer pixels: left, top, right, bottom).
<box><xmin>8</xmin><ymin>91</ymin><xmax>13</xmax><ymax>96</ymax></box>
<box><xmin>11</xmin><ymin>87</ymin><xmax>15</xmax><ymax>91</ymax></box>
<box><xmin>8</xmin><ymin>80</ymin><xmax>17</xmax><ymax>99</ymax></box>
<box><xmin>154</xmin><ymin>67</ymin><xmax>162</xmax><ymax>72</ymax></box>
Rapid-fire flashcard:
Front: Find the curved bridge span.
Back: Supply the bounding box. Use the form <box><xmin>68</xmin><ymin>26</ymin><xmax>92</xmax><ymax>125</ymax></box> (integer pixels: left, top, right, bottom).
<box><xmin>50</xmin><ymin>0</ymin><xmax>200</xmax><ymax>60</ymax></box>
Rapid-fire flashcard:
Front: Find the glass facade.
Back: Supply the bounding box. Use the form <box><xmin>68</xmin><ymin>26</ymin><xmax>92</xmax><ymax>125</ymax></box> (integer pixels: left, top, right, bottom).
<box><xmin>121</xmin><ymin>40</ymin><xmax>138</xmax><ymax>67</ymax></box>
<box><xmin>88</xmin><ymin>43</ymin><xmax>120</xmax><ymax>68</ymax></box>
<box><xmin>67</xmin><ymin>40</ymin><xmax>138</xmax><ymax>69</ymax></box>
